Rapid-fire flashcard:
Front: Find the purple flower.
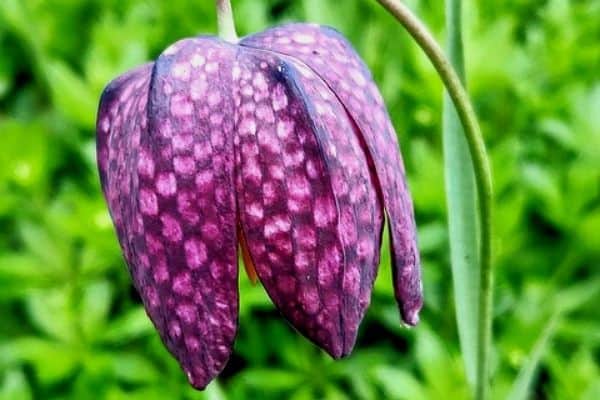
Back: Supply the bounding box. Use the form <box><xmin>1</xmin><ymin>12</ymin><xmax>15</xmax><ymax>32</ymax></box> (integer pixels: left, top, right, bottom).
<box><xmin>96</xmin><ymin>23</ymin><xmax>422</xmax><ymax>389</ymax></box>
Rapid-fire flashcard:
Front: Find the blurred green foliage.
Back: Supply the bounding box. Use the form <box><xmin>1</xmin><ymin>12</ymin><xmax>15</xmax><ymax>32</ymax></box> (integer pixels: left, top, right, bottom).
<box><xmin>0</xmin><ymin>0</ymin><xmax>598</xmax><ymax>399</ymax></box>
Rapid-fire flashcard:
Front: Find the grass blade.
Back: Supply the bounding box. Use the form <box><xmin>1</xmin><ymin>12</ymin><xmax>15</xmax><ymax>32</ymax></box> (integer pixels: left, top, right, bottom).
<box><xmin>507</xmin><ymin>313</ymin><xmax>560</xmax><ymax>400</ymax></box>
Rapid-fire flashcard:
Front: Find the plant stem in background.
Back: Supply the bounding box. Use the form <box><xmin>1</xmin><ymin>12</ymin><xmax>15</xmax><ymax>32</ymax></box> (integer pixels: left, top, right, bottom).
<box><xmin>216</xmin><ymin>0</ymin><xmax>239</xmax><ymax>42</ymax></box>
<box><xmin>374</xmin><ymin>1</ymin><xmax>494</xmax><ymax>399</ymax></box>
<box><xmin>443</xmin><ymin>0</ymin><xmax>480</xmax><ymax>393</ymax></box>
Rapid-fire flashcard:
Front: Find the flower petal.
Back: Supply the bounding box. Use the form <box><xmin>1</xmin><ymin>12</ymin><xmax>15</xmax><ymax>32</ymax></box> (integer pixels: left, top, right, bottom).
<box><xmin>144</xmin><ymin>38</ymin><xmax>240</xmax><ymax>389</ymax></box>
<box><xmin>242</xmin><ymin>24</ymin><xmax>423</xmax><ymax>325</ymax></box>
<box><xmin>98</xmin><ymin>37</ymin><xmax>240</xmax><ymax>390</ymax></box>
<box><xmin>233</xmin><ymin>48</ymin><xmax>381</xmax><ymax>357</ymax></box>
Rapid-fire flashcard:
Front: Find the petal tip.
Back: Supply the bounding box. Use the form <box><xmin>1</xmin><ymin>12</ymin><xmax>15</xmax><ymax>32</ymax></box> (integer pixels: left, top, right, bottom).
<box><xmin>184</xmin><ymin>368</ymin><xmax>211</xmax><ymax>391</ymax></box>
<box><xmin>400</xmin><ymin>298</ymin><xmax>423</xmax><ymax>327</ymax></box>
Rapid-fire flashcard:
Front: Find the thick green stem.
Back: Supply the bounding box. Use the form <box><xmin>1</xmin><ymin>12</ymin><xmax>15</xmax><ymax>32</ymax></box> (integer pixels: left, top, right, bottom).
<box><xmin>216</xmin><ymin>0</ymin><xmax>238</xmax><ymax>42</ymax></box>
<box><xmin>375</xmin><ymin>1</ymin><xmax>493</xmax><ymax>399</ymax></box>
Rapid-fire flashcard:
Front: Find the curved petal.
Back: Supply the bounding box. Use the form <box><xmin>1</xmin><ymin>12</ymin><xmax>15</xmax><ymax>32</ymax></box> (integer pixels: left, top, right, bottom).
<box><xmin>97</xmin><ymin>63</ymin><xmax>153</xmax><ymax>273</ymax></box>
<box><xmin>242</xmin><ymin>24</ymin><xmax>423</xmax><ymax>325</ymax></box>
<box><xmin>233</xmin><ymin>48</ymin><xmax>381</xmax><ymax>357</ymax></box>
<box><xmin>144</xmin><ymin>37</ymin><xmax>240</xmax><ymax>388</ymax></box>
<box><xmin>98</xmin><ymin>37</ymin><xmax>240</xmax><ymax>389</ymax></box>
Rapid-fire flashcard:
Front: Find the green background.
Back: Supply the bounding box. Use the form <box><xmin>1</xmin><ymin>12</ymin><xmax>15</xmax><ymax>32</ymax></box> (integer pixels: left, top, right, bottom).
<box><xmin>0</xmin><ymin>0</ymin><xmax>598</xmax><ymax>399</ymax></box>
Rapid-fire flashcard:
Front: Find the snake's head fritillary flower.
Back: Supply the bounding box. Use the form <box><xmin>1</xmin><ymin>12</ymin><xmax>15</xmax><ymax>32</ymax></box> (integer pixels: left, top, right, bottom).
<box><xmin>96</xmin><ymin>23</ymin><xmax>422</xmax><ymax>389</ymax></box>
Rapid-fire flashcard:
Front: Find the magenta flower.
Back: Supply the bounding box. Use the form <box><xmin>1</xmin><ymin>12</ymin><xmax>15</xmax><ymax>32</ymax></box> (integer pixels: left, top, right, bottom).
<box><xmin>96</xmin><ymin>23</ymin><xmax>422</xmax><ymax>389</ymax></box>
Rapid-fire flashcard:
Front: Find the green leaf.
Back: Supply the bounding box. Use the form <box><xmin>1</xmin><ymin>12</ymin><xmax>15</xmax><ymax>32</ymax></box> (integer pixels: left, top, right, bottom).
<box><xmin>44</xmin><ymin>59</ymin><xmax>97</xmax><ymax>129</ymax></box>
<box><xmin>80</xmin><ymin>280</ymin><xmax>113</xmax><ymax>341</ymax></box>
<box><xmin>372</xmin><ymin>366</ymin><xmax>427</xmax><ymax>400</ymax></box>
<box><xmin>25</xmin><ymin>289</ymin><xmax>77</xmax><ymax>342</ymax></box>
<box><xmin>100</xmin><ymin>307</ymin><xmax>154</xmax><ymax>344</ymax></box>
<box><xmin>237</xmin><ymin>369</ymin><xmax>304</xmax><ymax>391</ymax></box>
<box><xmin>443</xmin><ymin>0</ymin><xmax>480</xmax><ymax>390</ymax></box>
<box><xmin>0</xmin><ymin>337</ymin><xmax>79</xmax><ymax>383</ymax></box>
<box><xmin>0</xmin><ymin>369</ymin><xmax>32</xmax><ymax>400</ymax></box>
<box><xmin>506</xmin><ymin>312</ymin><xmax>560</xmax><ymax>400</ymax></box>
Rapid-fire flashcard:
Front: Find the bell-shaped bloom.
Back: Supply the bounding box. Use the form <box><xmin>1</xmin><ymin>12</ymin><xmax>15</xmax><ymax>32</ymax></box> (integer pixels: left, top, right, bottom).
<box><xmin>96</xmin><ymin>23</ymin><xmax>422</xmax><ymax>389</ymax></box>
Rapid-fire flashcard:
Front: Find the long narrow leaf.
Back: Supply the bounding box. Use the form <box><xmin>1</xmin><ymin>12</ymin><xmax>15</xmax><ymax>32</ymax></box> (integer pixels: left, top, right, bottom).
<box><xmin>443</xmin><ymin>0</ymin><xmax>480</xmax><ymax>389</ymax></box>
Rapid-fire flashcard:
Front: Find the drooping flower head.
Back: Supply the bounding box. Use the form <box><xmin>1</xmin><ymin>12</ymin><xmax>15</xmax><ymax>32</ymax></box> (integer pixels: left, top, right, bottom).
<box><xmin>96</xmin><ymin>23</ymin><xmax>422</xmax><ymax>389</ymax></box>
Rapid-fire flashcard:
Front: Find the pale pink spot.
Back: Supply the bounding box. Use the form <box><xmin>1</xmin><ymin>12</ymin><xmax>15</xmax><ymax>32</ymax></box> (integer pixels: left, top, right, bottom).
<box><xmin>205</xmin><ymin>61</ymin><xmax>218</xmax><ymax>73</ymax></box>
<box><xmin>293</xmin><ymin>33</ymin><xmax>315</xmax><ymax>44</ymax></box>
<box><xmin>350</xmin><ymin>68</ymin><xmax>367</xmax><ymax>87</ymax></box>
<box><xmin>173</xmin><ymin>156</ymin><xmax>195</xmax><ymax>175</ymax></box>
<box><xmin>269</xmin><ymin>164</ymin><xmax>285</xmax><ymax>180</ymax></box>
<box><xmin>357</xmin><ymin>236</ymin><xmax>375</xmax><ymax>259</ymax></box>
<box><xmin>201</xmin><ymin>223</ymin><xmax>219</xmax><ymax>240</ymax></box>
<box><xmin>210</xmin><ymin>260</ymin><xmax>225</xmax><ymax>280</ymax></box>
<box><xmin>158</xmin><ymin>120</ymin><xmax>172</xmax><ymax>138</ymax></box>
<box><xmin>283</xmin><ymin>148</ymin><xmax>305</xmax><ymax>167</ymax></box>
<box><xmin>169</xmin><ymin>321</ymin><xmax>182</xmax><ymax>338</ymax></box>
<box><xmin>257</xmin><ymin>129</ymin><xmax>280</xmax><ymax>153</ymax></box>
<box><xmin>194</xmin><ymin>143</ymin><xmax>210</xmax><ymax>162</ymax></box>
<box><xmin>318</xmin><ymin>246</ymin><xmax>342</xmax><ymax>287</ymax></box>
<box><xmin>211</xmin><ymin>130</ymin><xmax>225</xmax><ymax>149</ymax></box>
<box><xmin>264</xmin><ymin>214</ymin><xmax>292</xmax><ymax>238</ymax></box>
<box><xmin>156</xmin><ymin>172</ymin><xmax>177</xmax><ymax>196</ymax></box>
<box><xmin>247</xmin><ymin>202</ymin><xmax>264</xmax><ymax>220</ymax></box>
<box><xmin>190</xmin><ymin>77</ymin><xmax>208</xmax><ymax>100</ymax></box>
<box><xmin>207</xmin><ymin>92</ymin><xmax>221</xmax><ymax>107</ymax></box>
<box><xmin>272</xmin><ymin>84</ymin><xmax>288</xmax><ymax>111</ymax></box>
<box><xmin>252</xmin><ymin>72</ymin><xmax>268</xmax><ymax>92</ymax></box>
<box><xmin>262</xmin><ymin>181</ymin><xmax>279</xmax><ymax>205</ymax></box>
<box><xmin>276</xmin><ymin>119</ymin><xmax>294</xmax><ymax>139</ymax></box>
<box><xmin>343</xmin><ymin>263</ymin><xmax>361</xmax><ymax>294</ymax></box>
<box><xmin>210</xmin><ymin>113</ymin><xmax>223</xmax><ymax>125</ymax></box>
<box><xmin>137</xmin><ymin>151</ymin><xmax>155</xmax><ymax>177</ymax></box>
<box><xmin>256</xmin><ymin>104</ymin><xmax>275</xmax><ymax>123</ymax></box>
<box><xmin>177</xmin><ymin>192</ymin><xmax>199</xmax><ymax>224</ymax></box>
<box><xmin>176</xmin><ymin>304</ymin><xmax>196</xmax><ymax>324</ymax></box>
<box><xmin>287</xmin><ymin>198</ymin><xmax>308</xmax><ymax>213</ymax></box>
<box><xmin>239</xmin><ymin>118</ymin><xmax>257</xmax><ymax>136</ymax></box>
<box><xmin>161</xmin><ymin>214</ymin><xmax>182</xmax><ymax>242</ymax></box>
<box><xmin>195</xmin><ymin>170</ymin><xmax>213</xmax><ymax>189</ymax></box>
<box><xmin>243</xmin><ymin>157</ymin><xmax>262</xmax><ymax>183</ymax></box>
<box><xmin>294</xmin><ymin>251</ymin><xmax>312</xmax><ymax>274</ymax></box>
<box><xmin>185</xmin><ymin>238</ymin><xmax>207</xmax><ymax>269</ymax></box>
<box><xmin>301</xmin><ymin>286</ymin><xmax>320</xmax><ymax>314</ymax></box>
<box><xmin>191</xmin><ymin>54</ymin><xmax>206</xmax><ymax>68</ymax></box>
<box><xmin>145</xmin><ymin>233</ymin><xmax>164</xmax><ymax>254</ymax></box>
<box><xmin>314</xmin><ymin>196</ymin><xmax>336</xmax><ymax>227</ymax></box>
<box><xmin>287</xmin><ymin>175</ymin><xmax>311</xmax><ymax>198</ymax></box>
<box><xmin>173</xmin><ymin>272</ymin><xmax>193</xmax><ymax>295</ymax></box>
<box><xmin>170</xmin><ymin>94</ymin><xmax>193</xmax><ymax>117</ymax></box>
<box><xmin>241</xmin><ymin>85</ymin><xmax>254</xmax><ymax>97</ymax></box>
<box><xmin>172</xmin><ymin>62</ymin><xmax>190</xmax><ymax>80</ymax></box>
<box><xmin>100</xmin><ymin>117</ymin><xmax>109</xmax><ymax>133</ymax></box>
<box><xmin>172</xmin><ymin>134</ymin><xmax>194</xmax><ymax>152</ymax></box>
<box><xmin>232</xmin><ymin>65</ymin><xmax>241</xmax><ymax>79</ymax></box>
<box><xmin>153</xmin><ymin>258</ymin><xmax>169</xmax><ymax>283</ymax></box>
<box><xmin>294</xmin><ymin>225</ymin><xmax>316</xmax><ymax>249</ymax></box>
<box><xmin>139</xmin><ymin>188</ymin><xmax>158</xmax><ymax>215</ymax></box>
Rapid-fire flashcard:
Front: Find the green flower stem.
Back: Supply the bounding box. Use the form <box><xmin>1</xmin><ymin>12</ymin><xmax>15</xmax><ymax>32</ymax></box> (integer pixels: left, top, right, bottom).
<box><xmin>216</xmin><ymin>0</ymin><xmax>238</xmax><ymax>43</ymax></box>
<box><xmin>375</xmin><ymin>1</ymin><xmax>493</xmax><ymax>399</ymax></box>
